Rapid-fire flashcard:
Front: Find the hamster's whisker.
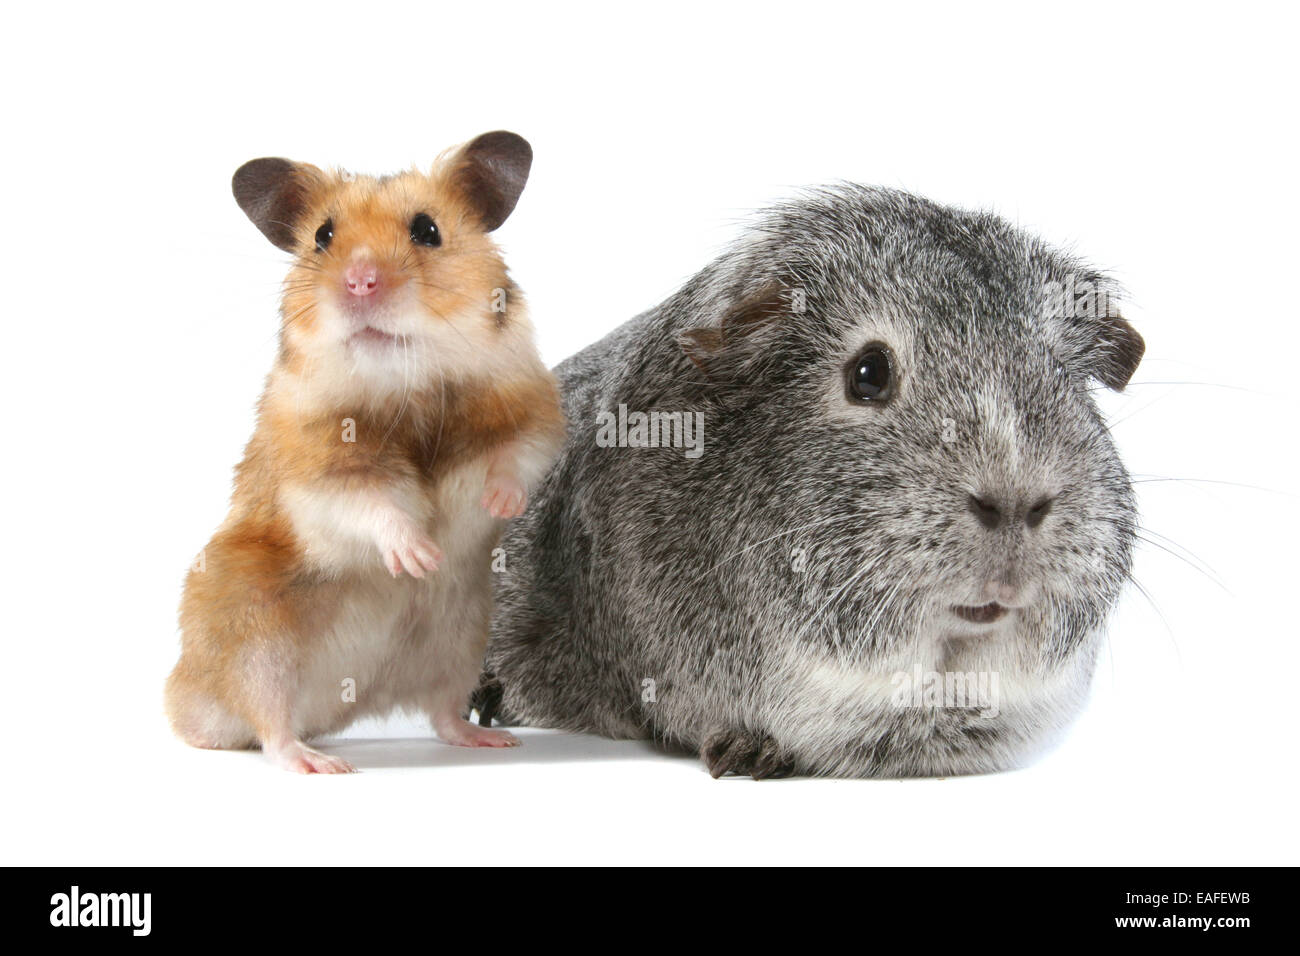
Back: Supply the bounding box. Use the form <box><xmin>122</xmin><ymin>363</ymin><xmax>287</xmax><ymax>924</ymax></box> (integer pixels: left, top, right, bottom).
<box><xmin>293</xmin><ymin>343</ymin><xmax>319</xmax><ymax>428</ymax></box>
<box><xmin>280</xmin><ymin>301</ymin><xmax>317</xmax><ymax>325</ymax></box>
<box><xmin>414</xmin><ymin>278</ymin><xmax>480</xmax><ymax>309</ymax></box>
<box><xmin>421</xmin><ymin>344</ymin><xmax>448</xmax><ymax>475</ymax></box>
<box><xmin>377</xmin><ymin>333</ymin><xmax>414</xmax><ymax>452</ymax></box>
<box><xmin>420</xmin><ymin>299</ymin><xmax>490</xmax><ymax>367</ymax></box>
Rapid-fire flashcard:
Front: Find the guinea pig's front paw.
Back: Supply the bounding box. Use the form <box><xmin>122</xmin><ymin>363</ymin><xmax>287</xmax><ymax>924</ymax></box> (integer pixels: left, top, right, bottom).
<box><xmin>701</xmin><ymin>729</ymin><xmax>795</xmax><ymax>780</ymax></box>
<box><xmin>481</xmin><ymin>472</ymin><xmax>528</xmax><ymax>519</ymax></box>
<box><xmin>379</xmin><ymin>527</ymin><xmax>443</xmax><ymax>578</ymax></box>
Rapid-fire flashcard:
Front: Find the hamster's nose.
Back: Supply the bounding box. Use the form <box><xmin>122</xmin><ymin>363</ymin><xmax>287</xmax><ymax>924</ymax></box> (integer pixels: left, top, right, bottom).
<box><xmin>344</xmin><ymin>263</ymin><xmax>379</xmax><ymax>297</ymax></box>
<box><xmin>967</xmin><ymin>492</ymin><xmax>1057</xmax><ymax>530</ymax></box>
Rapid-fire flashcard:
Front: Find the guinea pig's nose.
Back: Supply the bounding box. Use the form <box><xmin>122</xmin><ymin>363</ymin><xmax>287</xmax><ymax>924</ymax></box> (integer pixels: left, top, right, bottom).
<box><xmin>344</xmin><ymin>263</ymin><xmax>379</xmax><ymax>297</ymax></box>
<box><xmin>1024</xmin><ymin>494</ymin><xmax>1056</xmax><ymax>529</ymax></box>
<box><xmin>984</xmin><ymin>577</ymin><xmax>1024</xmax><ymax>605</ymax></box>
<box><xmin>967</xmin><ymin>494</ymin><xmax>1003</xmax><ymax>530</ymax></box>
<box><xmin>967</xmin><ymin>492</ymin><xmax>1057</xmax><ymax>530</ymax></box>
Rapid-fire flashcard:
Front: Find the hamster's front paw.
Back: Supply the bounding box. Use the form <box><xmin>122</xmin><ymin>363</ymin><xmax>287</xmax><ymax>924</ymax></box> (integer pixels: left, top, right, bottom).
<box><xmin>379</xmin><ymin>525</ymin><xmax>443</xmax><ymax>578</ymax></box>
<box><xmin>481</xmin><ymin>472</ymin><xmax>528</xmax><ymax>519</ymax></box>
<box><xmin>701</xmin><ymin>729</ymin><xmax>795</xmax><ymax>780</ymax></box>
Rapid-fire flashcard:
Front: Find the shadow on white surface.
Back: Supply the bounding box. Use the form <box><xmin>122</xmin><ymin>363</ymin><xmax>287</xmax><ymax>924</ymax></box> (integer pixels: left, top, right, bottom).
<box><xmin>310</xmin><ymin>728</ymin><xmax>676</xmax><ymax>772</ymax></box>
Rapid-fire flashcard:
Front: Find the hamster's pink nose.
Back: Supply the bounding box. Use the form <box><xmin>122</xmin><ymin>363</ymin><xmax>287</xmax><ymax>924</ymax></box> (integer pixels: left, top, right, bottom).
<box><xmin>344</xmin><ymin>264</ymin><xmax>379</xmax><ymax>297</ymax></box>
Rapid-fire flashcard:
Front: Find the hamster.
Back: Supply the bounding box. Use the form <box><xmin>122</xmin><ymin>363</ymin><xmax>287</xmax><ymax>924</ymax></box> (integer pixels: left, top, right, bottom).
<box><xmin>476</xmin><ymin>185</ymin><xmax>1144</xmax><ymax>779</ymax></box>
<box><xmin>165</xmin><ymin>131</ymin><xmax>565</xmax><ymax>773</ymax></box>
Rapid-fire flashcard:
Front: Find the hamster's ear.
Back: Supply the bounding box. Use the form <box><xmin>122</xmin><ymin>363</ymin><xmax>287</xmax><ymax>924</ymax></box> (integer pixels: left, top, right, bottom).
<box><xmin>678</xmin><ymin>282</ymin><xmax>789</xmax><ymax>388</ymax></box>
<box><xmin>447</xmin><ymin>131</ymin><xmax>532</xmax><ymax>232</ymax></box>
<box><xmin>232</xmin><ymin>158</ymin><xmax>323</xmax><ymax>253</ymax></box>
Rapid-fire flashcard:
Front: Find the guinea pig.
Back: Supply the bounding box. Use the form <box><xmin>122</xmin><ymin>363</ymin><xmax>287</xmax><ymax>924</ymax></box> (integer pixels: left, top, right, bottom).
<box><xmin>475</xmin><ymin>185</ymin><xmax>1144</xmax><ymax>778</ymax></box>
<box><xmin>165</xmin><ymin>131</ymin><xmax>565</xmax><ymax>773</ymax></box>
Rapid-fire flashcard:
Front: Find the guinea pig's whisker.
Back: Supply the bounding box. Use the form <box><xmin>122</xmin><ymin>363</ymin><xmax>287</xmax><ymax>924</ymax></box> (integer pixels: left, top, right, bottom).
<box><xmin>1124</xmin><ymin>572</ymin><xmax>1183</xmax><ymax>664</ymax></box>
<box><xmin>684</xmin><ymin>514</ymin><xmax>850</xmax><ymax>586</ymax></box>
<box><xmin>1128</xmin><ymin>476</ymin><xmax>1289</xmax><ymax>496</ymax></box>
<box><xmin>794</xmin><ymin>553</ymin><xmax>885</xmax><ymax>650</ymax></box>
<box><xmin>1088</xmin><ymin>380</ymin><xmax>1256</xmax><ymax>393</ymax></box>
<box><xmin>1134</xmin><ymin>525</ymin><xmax>1226</xmax><ymax>587</ymax></box>
<box><xmin>852</xmin><ymin>576</ymin><xmax>908</xmax><ymax>663</ymax></box>
<box><xmin>1134</xmin><ymin>533</ymin><xmax>1230</xmax><ymax>593</ymax></box>
<box><xmin>1105</xmin><ymin>395</ymin><xmax>1174</xmax><ymax>430</ymax></box>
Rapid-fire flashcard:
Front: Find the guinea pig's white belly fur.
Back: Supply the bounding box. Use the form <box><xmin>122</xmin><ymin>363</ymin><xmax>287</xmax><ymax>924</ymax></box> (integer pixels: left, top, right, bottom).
<box><xmin>768</xmin><ymin>628</ymin><xmax>1098</xmax><ymax>776</ymax></box>
<box><xmin>284</xmin><ymin>460</ymin><xmax>500</xmax><ymax>738</ymax></box>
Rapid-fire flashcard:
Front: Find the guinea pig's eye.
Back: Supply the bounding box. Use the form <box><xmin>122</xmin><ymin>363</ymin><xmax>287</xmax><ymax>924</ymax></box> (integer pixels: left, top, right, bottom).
<box><xmin>410</xmin><ymin>213</ymin><xmax>441</xmax><ymax>248</ymax></box>
<box><xmin>314</xmin><ymin>219</ymin><xmax>333</xmax><ymax>253</ymax></box>
<box><xmin>846</xmin><ymin>346</ymin><xmax>894</xmax><ymax>403</ymax></box>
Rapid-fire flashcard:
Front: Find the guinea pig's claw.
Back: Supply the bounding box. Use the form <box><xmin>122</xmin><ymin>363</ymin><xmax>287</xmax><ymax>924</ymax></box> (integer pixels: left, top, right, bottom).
<box><xmin>701</xmin><ymin>729</ymin><xmax>795</xmax><ymax>780</ymax></box>
<box><xmin>471</xmin><ymin>674</ymin><xmax>504</xmax><ymax>727</ymax></box>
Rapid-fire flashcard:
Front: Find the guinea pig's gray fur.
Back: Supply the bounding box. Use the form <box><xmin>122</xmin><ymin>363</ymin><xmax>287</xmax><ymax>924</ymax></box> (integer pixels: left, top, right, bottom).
<box><xmin>478</xmin><ymin>184</ymin><xmax>1144</xmax><ymax>778</ymax></box>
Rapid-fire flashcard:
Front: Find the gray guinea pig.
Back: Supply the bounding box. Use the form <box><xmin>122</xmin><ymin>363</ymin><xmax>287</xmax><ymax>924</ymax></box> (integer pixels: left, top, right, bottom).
<box><xmin>476</xmin><ymin>184</ymin><xmax>1144</xmax><ymax>778</ymax></box>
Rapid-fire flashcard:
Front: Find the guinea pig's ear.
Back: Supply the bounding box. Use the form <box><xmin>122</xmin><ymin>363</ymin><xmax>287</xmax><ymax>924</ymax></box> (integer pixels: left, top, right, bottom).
<box><xmin>1086</xmin><ymin>312</ymin><xmax>1145</xmax><ymax>390</ymax></box>
<box><xmin>678</xmin><ymin>282</ymin><xmax>789</xmax><ymax>388</ymax></box>
<box><xmin>1057</xmin><ymin>311</ymin><xmax>1146</xmax><ymax>391</ymax></box>
<box><xmin>1042</xmin><ymin>276</ymin><xmax>1145</xmax><ymax>390</ymax></box>
<box><xmin>447</xmin><ymin>131</ymin><xmax>533</xmax><ymax>232</ymax></box>
<box><xmin>231</xmin><ymin>158</ymin><xmax>323</xmax><ymax>253</ymax></box>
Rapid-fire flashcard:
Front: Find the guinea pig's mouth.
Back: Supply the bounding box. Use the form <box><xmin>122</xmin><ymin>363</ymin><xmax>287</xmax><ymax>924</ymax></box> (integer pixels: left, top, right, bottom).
<box><xmin>951</xmin><ymin>602</ymin><xmax>1010</xmax><ymax>624</ymax></box>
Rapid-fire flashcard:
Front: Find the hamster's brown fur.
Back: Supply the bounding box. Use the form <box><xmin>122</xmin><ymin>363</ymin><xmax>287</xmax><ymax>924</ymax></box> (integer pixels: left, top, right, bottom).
<box><xmin>166</xmin><ymin>132</ymin><xmax>564</xmax><ymax>772</ymax></box>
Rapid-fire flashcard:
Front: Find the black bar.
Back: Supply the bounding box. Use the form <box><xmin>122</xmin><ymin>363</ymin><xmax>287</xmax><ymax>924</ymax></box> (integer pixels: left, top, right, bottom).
<box><xmin>8</xmin><ymin>867</ymin><xmax>1286</xmax><ymax>941</ymax></box>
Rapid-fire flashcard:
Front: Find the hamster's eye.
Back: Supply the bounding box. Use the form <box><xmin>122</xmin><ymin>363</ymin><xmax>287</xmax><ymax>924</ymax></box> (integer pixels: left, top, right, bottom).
<box><xmin>410</xmin><ymin>213</ymin><xmax>441</xmax><ymax>248</ymax></box>
<box><xmin>314</xmin><ymin>219</ymin><xmax>333</xmax><ymax>253</ymax></box>
<box><xmin>846</xmin><ymin>346</ymin><xmax>894</xmax><ymax>403</ymax></box>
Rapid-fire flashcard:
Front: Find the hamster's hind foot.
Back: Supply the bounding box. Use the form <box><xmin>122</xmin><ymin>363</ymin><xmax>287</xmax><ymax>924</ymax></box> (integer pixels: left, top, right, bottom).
<box><xmin>481</xmin><ymin>471</ymin><xmax>528</xmax><ymax>520</ymax></box>
<box><xmin>434</xmin><ymin>712</ymin><xmax>520</xmax><ymax>748</ymax></box>
<box><xmin>380</xmin><ymin>529</ymin><xmax>443</xmax><ymax>579</ymax></box>
<box><xmin>701</xmin><ymin>729</ymin><xmax>795</xmax><ymax>780</ymax></box>
<box><xmin>266</xmin><ymin>739</ymin><xmax>356</xmax><ymax>774</ymax></box>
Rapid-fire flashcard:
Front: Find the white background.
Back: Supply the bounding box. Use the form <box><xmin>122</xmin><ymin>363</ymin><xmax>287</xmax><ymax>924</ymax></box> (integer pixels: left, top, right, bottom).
<box><xmin>2</xmin><ymin>1</ymin><xmax>1296</xmax><ymax>865</ymax></box>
